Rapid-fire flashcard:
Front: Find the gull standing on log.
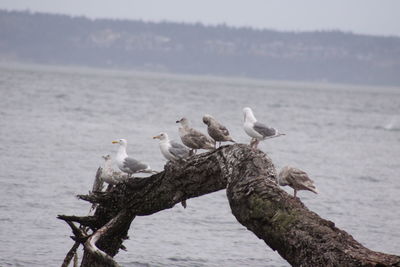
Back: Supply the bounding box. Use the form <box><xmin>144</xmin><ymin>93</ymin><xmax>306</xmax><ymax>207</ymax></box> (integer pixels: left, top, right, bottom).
<box><xmin>112</xmin><ymin>139</ymin><xmax>156</xmax><ymax>177</ymax></box>
<box><xmin>202</xmin><ymin>114</ymin><xmax>235</xmax><ymax>147</ymax></box>
<box><xmin>278</xmin><ymin>166</ymin><xmax>318</xmax><ymax>197</ymax></box>
<box><xmin>176</xmin><ymin>117</ymin><xmax>215</xmax><ymax>154</ymax></box>
<box><xmin>153</xmin><ymin>132</ymin><xmax>190</xmax><ymax>161</ymax></box>
<box><xmin>243</xmin><ymin>107</ymin><xmax>285</xmax><ymax>149</ymax></box>
<box><xmin>100</xmin><ymin>154</ymin><xmax>129</xmax><ymax>185</ymax></box>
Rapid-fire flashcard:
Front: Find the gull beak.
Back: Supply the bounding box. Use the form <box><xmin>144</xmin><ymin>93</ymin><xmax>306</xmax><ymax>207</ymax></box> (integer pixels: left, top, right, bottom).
<box><xmin>112</xmin><ymin>140</ymin><xmax>119</xmax><ymax>144</ymax></box>
<box><xmin>153</xmin><ymin>135</ymin><xmax>161</xmax><ymax>139</ymax></box>
<box><xmin>176</xmin><ymin>120</ymin><xmax>180</xmax><ymax>123</ymax></box>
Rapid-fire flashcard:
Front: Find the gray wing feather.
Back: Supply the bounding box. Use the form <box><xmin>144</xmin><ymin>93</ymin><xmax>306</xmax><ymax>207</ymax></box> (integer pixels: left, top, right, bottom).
<box><xmin>170</xmin><ymin>141</ymin><xmax>190</xmax><ymax>158</ymax></box>
<box><xmin>253</xmin><ymin>122</ymin><xmax>277</xmax><ymax>137</ymax></box>
<box><xmin>123</xmin><ymin>157</ymin><xmax>148</xmax><ymax>173</ymax></box>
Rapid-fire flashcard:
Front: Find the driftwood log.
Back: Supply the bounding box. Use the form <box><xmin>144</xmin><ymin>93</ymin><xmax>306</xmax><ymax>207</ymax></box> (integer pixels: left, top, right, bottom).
<box><xmin>58</xmin><ymin>144</ymin><xmax>400</xmax><ymax>267</ymax></box>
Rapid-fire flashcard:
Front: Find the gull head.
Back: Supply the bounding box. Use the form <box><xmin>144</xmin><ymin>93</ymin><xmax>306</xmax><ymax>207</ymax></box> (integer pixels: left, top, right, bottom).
<box><xmin>153</xmin><ymin>132</ymin><xmax>169</xmax><ymax>141</ymax></box>
<box><xmin>176</xmin><ymin>117</ymin><xmax>189</xmax><ymax>127</ymax></box>
<box><xmin>243</xmin><ymin>107</ymin><xmax>256</xmax><ymax>122</ymax></box>
<box><xmin>277</xmin><ymin>166</ymin><xmax>290</xmax><ymax>186</ymax></box>
<box><xmin>102</xmin><ymin>154</ymin><xmax>111</xmax><ymax>161</ymax></box>
<box><xmin>112</xmin><ymin>139</ymin><xmax>128</xmax><ymax>147</ymax></box>
<box><xmin>202</xmin><ymin>114</ymin><xmax>214</xmax><ymax>126</ymax></box>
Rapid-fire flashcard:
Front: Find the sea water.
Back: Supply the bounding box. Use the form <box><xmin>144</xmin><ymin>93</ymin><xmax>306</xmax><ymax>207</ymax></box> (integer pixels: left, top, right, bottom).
<box><xmin>0</xmin><ymin>64</ymin><xmax>399</xmax><ymax>266</ymax></box>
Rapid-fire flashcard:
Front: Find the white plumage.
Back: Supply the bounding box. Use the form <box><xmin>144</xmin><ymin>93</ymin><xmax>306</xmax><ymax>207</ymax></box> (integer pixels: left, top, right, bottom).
<box><xmin>153</xmin><ymin>132</ymin><xmax>189</xmax><ymax>161</ymax></box>
<box><xmin>112</xmin><ymin>139</ymin><xmax>156</xmax><ymax>176</ymax></box>
<box><xmin>243</xmin><ymin>107</ymin><xmax>284</xmax><ymax>149</ymax></box>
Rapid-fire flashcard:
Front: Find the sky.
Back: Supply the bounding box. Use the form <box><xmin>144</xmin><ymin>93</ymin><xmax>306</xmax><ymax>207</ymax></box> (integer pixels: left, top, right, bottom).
<box><xmin>1</xmin><ymin>0</ymin><xmax>400</xmax><ymax>37</ymax></box>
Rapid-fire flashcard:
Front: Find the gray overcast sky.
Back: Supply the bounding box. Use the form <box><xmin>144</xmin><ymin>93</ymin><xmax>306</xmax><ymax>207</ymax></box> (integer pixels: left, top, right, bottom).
<box><xmin>1</xmin><ymin>0</ymin><xmax>400</xmax><ymax>37</ymax></box>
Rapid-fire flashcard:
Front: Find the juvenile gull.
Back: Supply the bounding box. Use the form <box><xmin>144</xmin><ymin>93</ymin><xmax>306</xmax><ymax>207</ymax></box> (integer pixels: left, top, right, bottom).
<box><xmin>100</xmin><ymin>154</ymin><xmax>129</xmax><ymax>185</ymax></box>
<box><xmin>153</xmin><ymin>132</ymin><xmax>190</xmax><ymax>161</ymax></box>
<box><xmin>243</xmin><ymin>107</ymin><xmax>285</xmax><ymax>149</ymax></box>
<box><xmin>176</xmin><ymin>117</ymin><xmax>215</xmax><ymax>154</ymax></box>
<box><xmin>112</xmin><ymin>139</ymin><xmax>156</xmax><ymax>177</ymax></box>
<box><xmin>278</xmin><ymin>166</ymin><xmax>318</xmax><ymax>197</ymax></box>
<box><xmin>202</xmin><ymin>114</ymin><xmax>235</xmax><ymax>147</ymax></box>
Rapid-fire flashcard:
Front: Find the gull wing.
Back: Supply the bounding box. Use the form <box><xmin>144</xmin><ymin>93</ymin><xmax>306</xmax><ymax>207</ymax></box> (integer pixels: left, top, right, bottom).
<box><xmin>169</xmin><ymin>140</ymin><xmax>190</xmax><ymax>158</ymax></box>
<box><xmin>287</xmin><ymin>167</ymin><xmax>317</xmax><ymax>193</ymax></box>
<box><xmin>253</xmin><ymin>121</ymin><xmax>277</xmax><ymax>138</ymax></box>
<box><xmin>123</xmin><ymin>157</ymin><xmax>148</xmax><ymax>173</ymax></box>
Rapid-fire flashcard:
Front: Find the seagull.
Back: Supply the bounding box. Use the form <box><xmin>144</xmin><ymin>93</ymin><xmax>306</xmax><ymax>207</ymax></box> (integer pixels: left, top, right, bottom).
<box><xmin>112</xmin><ymin>139</ymin><xmax>156</xmax><ymax>177</ymax></box>
<box><xmin>202</xmin><ymin>114</ymin><xmax>235</xmax><ymax>147</ymax></box>
<box><xmin>278</xmin><ymin>166</ymin><xmax>318</xmax><ymax>197</ymax></box>
<box><xmin>153</xmin><ymin>132</ymin><xmax>190</xmax><ymax>162</ymax></box>
<box><xmin>153</xmin><ymin>132</ymin><xmax>189</xmax><ymax>208</ymax></box>
<box><xmin>176</xmin><ymin>117</ymin><xmax>215</xmax><ymax>154</ymax></box>
<box><xmin>100</xmin><ymin>154</ymin><xmax>129</xmax><ymax>185</ymax></box>
<box><xmin>243</xmin><ymin>107</ymin><xmax>285</xmax><ymax>149</ymax></box>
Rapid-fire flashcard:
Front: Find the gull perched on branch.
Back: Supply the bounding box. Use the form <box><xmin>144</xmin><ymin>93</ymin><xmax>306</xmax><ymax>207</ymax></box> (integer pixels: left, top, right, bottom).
<box><xmin>243</xmin><ymin>107</ymin><xmax>285</xmax><ymax>149</ymax></box>
<box><xmin>202</xmin><ymin>114</ymin><xmax>235</xmax><ymax>147</ymax></box>
<box><xmin>100</xmin><ymin>154</ymin><xmax>129</xmax><ymax>185</ymax></box>
<box><xmin>112</xmin><ymin>139</ymin><xmax>156</xmax><ymax>177</ymax></box>
<box><xmin>153</xmin><ymin>132</ymin><xmax>189</xmax><ymax>162</ymax></box>
<box><xmin>176</xmin><ymin>117</ymin><xmax>215</xmax><ymax>154</ymax></box>
<box><xmin>278</xmin><ymin>166</ymin><xmax>318</xmax><ymax>197</ymax></box>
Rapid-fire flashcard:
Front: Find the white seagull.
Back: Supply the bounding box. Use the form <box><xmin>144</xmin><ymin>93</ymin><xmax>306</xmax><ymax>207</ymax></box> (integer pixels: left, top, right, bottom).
<box><xmin>277</xmin><ymin>166</ymin><xmax>318</xmax><ymax>198</ymax></box>
<box><xmin>243</xmin><ymin>107</ymin><xmax>285</xmax><ymax>149</ymax></box>
<box><xmin>153</xmin><ymin>132</ymin><xmax>190</xmax><ymax>161</ymax></box>
<box><xmin>202</xmin><ymin>114</ymin><xmax>235</xmax><ymax>147</ymax></box>
<box><xmin>112</xmin><ymin>139</ymin><xmax>156</xmax><ymax>177</ymax></box>
<box><xmin>176</xmin><ymin>117</ymin><xmax>215</xmax><ymax>154</ymax></box>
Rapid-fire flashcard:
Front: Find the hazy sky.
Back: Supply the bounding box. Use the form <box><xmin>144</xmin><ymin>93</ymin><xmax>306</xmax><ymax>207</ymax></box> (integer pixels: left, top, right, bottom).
<box><xmin>2</xmin><ymin>0</ymin><xmax>400</xmax><ymax>37</ymax></box>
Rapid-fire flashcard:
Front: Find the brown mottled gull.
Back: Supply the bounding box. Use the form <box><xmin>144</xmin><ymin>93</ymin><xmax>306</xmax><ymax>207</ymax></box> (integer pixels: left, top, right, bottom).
<box><xmin>202</xmin><ymin>114</ymin><xmax>235</xmax><ymax>147</ymax></box>
<box><xmin>176</xmin><ymin>117</ymin><xmax>215</xmax><ymax>154</ymax></box>
<box><xmin>278</xmin><ymin>166</ymin><xmax>318</xmax><ymax>197</ymax></box>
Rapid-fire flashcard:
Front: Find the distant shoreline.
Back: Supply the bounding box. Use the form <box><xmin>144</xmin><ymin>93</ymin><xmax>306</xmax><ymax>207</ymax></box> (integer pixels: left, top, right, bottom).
<box><xmin>2</xmin><ymin>61</ymin><xmax>399</xmax><ymax>92</ymax></box>
<box><xmin>1</xmin><ymin>10</ymin><xmax>399</xmax><ymax>87</ymax></box>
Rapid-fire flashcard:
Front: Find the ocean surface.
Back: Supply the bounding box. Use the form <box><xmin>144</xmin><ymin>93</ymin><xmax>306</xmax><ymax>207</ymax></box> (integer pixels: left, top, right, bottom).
<box><xmin>0</xmin><ymin>64</ymin><xmax>399</xmax><ymax>267</ymax></box>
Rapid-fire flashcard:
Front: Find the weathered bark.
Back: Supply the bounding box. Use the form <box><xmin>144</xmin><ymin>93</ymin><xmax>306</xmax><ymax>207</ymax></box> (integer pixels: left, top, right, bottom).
<box><xmin>223</xmin><ymin>146</ymin><xmax>400</xmax><ymax>267</ymax></box>
<box><xmin>59</xmin><ymin>144</ymin><xmax>400</xmax><ymax>267</ymax></box>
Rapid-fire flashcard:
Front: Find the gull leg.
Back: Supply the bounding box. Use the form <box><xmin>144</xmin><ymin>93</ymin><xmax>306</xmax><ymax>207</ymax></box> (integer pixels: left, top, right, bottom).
<box><xmin>294</xmin><ymin>189</ymin><xmax>297</xmax><ymax>198</ymax></box>
<box><xmin>251</xmin><ymin>139</ymin><xmax>260</xmax><ymax>150</ymax></box>
<box><xmin>254</xmin><ymin>139</ymin><xmax>260</xmax><ymax>149</ymax></box>
<box><xmin>250</xmin><ymin>138</ymin><xmax>256</xmax><ymax>148</ymax></box>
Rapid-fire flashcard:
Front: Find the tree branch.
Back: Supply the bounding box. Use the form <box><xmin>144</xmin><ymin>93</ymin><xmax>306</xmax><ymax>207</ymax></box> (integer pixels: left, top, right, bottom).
<box><xmin>61</xmin><ymin>241</ymin><xmax>80</xmax><ymax>267</ymax></box>
<box><xmin>58</xmin><ymin>144</ymin><xmax>400</xmax><ymax>267</ymax></box>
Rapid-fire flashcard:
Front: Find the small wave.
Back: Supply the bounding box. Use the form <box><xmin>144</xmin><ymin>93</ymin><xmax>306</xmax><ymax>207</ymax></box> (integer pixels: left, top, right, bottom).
<box><xmin>168</xmin><ymin>257</ymin><xmax>207</xmax><ymax>263</ymax></box>
<box><xmin>356</xmin><ymin>175</ymin><xmax>380</xmax><ymax>183</ymax></box>
<box><xmin>379</xmin><ymin>117</ymin><xmax>400</xmax><ymax>131</ymax></box>
<box><xmin>375</xmin><ymin>125</ymin><xmax>400</xmax><ymax>132</ymax></box>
